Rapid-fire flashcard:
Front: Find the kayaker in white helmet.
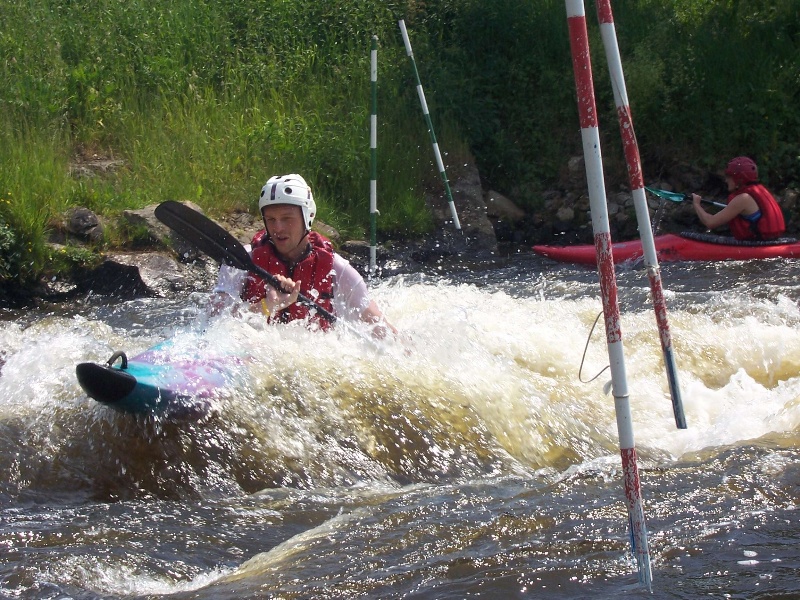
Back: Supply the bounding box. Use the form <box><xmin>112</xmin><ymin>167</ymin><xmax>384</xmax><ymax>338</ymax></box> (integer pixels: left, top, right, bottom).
<box><xmin>212</xmin><ymin>174</ymin><xmax>395</xmax><ymax>337</ymax></box>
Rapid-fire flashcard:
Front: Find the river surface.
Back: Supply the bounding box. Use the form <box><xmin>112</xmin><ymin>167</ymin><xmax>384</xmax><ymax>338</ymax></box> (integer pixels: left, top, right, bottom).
<box><xmin>1</xmin><ymin>252</ymin><xmax>798</xmax><ymax>599</ymax></box>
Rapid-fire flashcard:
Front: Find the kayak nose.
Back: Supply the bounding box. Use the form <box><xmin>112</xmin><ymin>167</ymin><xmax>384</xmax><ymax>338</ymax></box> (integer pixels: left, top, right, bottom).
<box><xmin>76</xmin><ymin>362</ymin><xmax>137</xmax><ymax>404</ymax></box>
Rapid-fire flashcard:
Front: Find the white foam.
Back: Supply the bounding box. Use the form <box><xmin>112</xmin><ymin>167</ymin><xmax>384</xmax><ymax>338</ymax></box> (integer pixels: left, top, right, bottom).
<box><xmin>3</xmin><ymin>279</ymin><xmax>799</xmax><ymax>467</ymax></box>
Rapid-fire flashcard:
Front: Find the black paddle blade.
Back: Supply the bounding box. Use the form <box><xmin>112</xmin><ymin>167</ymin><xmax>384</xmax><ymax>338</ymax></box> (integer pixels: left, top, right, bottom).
<box><xmin>154</xmin><ymin>200</ymin><xmax>253</xmax><ymax>271</ymax></box>
<box><xmin>154</xmin><ymin>200</ymin><xmax>337</xmax><ymax>323</ymax></box>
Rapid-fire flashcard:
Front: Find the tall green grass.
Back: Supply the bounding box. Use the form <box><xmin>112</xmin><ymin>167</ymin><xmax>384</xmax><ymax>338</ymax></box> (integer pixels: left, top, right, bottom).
<box><xmin>0</xmin><ymin>126</ymin><xmax>73</xmax><ymax>285</ymax></box>
<box><xmin>1</xmin><ymin>0</ymin><xmax>798</xmax><ymax>287</ymax></box>
<box><xmin>0</xmin><ymin>0</ymin><xmax>461</xmax><ymax>286</ymax></box>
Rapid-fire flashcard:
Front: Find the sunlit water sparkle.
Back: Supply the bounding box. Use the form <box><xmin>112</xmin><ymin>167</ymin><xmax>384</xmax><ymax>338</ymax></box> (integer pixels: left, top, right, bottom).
<box><xmin>1</xmin><ymin>254</ymin><xmax>798</xmax><ymax>598</ymax></box>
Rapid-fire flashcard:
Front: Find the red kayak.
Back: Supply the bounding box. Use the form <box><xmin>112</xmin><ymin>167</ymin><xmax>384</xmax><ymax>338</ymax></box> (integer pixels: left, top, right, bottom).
<box><xmin>532</xmin><ymin>232</ymin><xmax>800</xmax><ymax>265</ymax></box>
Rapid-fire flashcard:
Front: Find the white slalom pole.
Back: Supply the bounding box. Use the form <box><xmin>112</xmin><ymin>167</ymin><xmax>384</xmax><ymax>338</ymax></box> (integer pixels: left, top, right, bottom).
<box><xmin>398</xmin><ymin>19</ymin><xmax>461</xmax><ymax>230</ymax></box>
<box><xmin>596</xmin><ymin>0</ymin><xmax>686</xmax><ymax>430</ymax></box>
<box><xmin>369</xmin><ymin>35</ymin><xmax>378</xmax><ymax>276</ymax></box>
<box><xmin>565</xmin><ymin>0</ymin><xmax>653</xmax><ymax>590</ymax></box>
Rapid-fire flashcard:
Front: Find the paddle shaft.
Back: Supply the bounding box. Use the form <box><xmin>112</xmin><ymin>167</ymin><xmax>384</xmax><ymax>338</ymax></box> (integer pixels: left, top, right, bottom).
<box><xmin>645</xmin><ymin>186</ymin><xmax>726</xmax><ymax>209</ymax></box>
<box><xmin>154</xmin><ymin>201</ymin><xmax>337</xmax><ymax>323</ymax></box>
<box><xmin>699</xmin><ymin>197</ymin><xmax>727</xmax><ymax>209</ymax></box>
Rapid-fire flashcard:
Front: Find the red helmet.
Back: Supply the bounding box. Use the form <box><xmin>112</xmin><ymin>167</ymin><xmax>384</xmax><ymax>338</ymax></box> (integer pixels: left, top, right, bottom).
<box><xmin>725</xmin><ymin>156</ymin><xmax>758</xmax><ymax>187</ymax></box>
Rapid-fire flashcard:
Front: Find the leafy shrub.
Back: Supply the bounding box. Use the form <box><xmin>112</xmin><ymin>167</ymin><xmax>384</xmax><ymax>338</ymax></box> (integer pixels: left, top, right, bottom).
<box><xmin>0</xmin><ymin>219</ymin><xmax>17</xmax><ymax>281</ymax></box>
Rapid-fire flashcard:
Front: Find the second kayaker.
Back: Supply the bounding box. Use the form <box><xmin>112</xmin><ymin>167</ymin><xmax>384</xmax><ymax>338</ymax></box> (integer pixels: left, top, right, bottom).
<box><xmin>691</xmin><ymin>156</ymin><xmax>785</xmax><ymax>241</ymax></box>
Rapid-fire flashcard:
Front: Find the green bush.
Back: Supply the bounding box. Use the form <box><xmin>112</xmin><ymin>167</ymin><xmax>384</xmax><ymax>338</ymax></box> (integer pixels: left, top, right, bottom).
<box><xmin>0</xmin><ymin>218</ymin><xmax>17</xmax><ymax>281</ymax></box>
<box><xmin>0</xmin><ymin>0</ymin><xmax>798</xmax><ymax>287</ymax></box>
<box><xmin>429</xmin><ymin>0</ymin><xmax>800</xmax><ymax>201</ymax></box>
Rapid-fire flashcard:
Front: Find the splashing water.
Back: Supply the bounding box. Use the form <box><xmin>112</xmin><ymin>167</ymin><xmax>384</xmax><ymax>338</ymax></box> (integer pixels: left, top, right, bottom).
<box><xmin>1</xmin><ymin>256</ymin><xmax>798</xmax><ymax>598</ymax></box>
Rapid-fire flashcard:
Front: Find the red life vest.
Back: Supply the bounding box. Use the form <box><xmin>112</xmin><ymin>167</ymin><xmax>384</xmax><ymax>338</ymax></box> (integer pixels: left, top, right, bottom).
<box><xmin>241</xmin><ymin>231</ymin><xmax>335</xmax><ymax>329</ymax></box>
<box><xmin>727</xmin><ymin>183</ymin><xmax>785</xmax><ymax>241</ymax></box>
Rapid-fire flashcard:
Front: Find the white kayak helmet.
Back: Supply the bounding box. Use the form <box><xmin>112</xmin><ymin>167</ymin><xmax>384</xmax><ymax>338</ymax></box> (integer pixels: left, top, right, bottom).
<box><xmin>258</xmin><ymin>174</ymin><xmax>316</xmax><ymax>231</ymax></box>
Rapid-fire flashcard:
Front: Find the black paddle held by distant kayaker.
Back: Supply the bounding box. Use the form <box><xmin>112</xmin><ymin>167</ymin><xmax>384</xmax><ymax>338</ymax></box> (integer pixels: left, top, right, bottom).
<box><xmin>154</xmin><ymin>200</ymin><xmax>337</xmax><ymax>324</ymax></box>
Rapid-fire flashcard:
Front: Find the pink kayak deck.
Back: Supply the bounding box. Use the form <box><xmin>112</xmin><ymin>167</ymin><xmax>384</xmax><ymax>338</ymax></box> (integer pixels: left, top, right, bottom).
<box><xmin>532</xmin><ymin>233</ymin><xmax>800</xmax><ymax>265</ymax></box>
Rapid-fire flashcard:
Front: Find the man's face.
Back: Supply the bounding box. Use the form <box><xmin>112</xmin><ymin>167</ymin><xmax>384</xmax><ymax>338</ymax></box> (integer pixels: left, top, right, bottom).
<box><xmin>262</xmin><ymin>204</ymin><xmax>307</xmax><ymax>259</ymax></box>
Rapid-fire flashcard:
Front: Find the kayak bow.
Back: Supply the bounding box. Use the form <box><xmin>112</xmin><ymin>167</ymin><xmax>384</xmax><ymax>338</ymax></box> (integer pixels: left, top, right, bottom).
<box><xmin>76</xmin><ymin>344</ymin><xmax>241</xmax><ymax>417</ymax></box>
<box><xmin>533</xmin><ymin>232</ymin><xmax>800</xmax><ymax>265</ymax></box>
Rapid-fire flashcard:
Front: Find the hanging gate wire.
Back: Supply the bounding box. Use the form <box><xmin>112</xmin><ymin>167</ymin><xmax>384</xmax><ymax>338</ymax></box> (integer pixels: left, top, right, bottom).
<box><xmin>648</xmin><ymin>189</ymin><xmax>669</xmax><ymax>236</ymax></box>
<box><xmin>578</xmin><ymin>310</ymin><xmax>610</xmax><ymax>383</ymax></box>
<box><xmin>579</xmin><ymin>188</ymin><xmax>669</xmax><ymax>385</ymax></box>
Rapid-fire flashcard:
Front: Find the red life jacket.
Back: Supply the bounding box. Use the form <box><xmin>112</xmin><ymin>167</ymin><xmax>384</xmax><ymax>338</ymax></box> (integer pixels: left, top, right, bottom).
<box><xmin>727</xmin><ymin>183</ymin><xmax>785</xmax><ymax>241</ymax></box>
<box><xmin>241</xmin><ymin>231</ymin><xmax>335</xmax><ymax>329</ymax></box>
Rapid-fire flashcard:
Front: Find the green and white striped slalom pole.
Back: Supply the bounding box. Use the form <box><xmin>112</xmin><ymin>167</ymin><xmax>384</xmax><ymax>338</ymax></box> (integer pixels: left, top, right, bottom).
<box><xmin>398</xmin><ymin>19</ymin><xmax>461</xmax><ymax>230</ymax></box>
<box><xmin>369</xmin><ymin>35</ymin><xmax>378</xmax><ymax>276</ymax></box>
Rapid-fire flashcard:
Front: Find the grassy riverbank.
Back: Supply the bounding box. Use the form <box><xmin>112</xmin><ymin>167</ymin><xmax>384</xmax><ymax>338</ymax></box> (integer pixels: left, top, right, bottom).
<box><xmin>1</xmin><ymin>0</ymin><xmax>798</xmax><ymax>289</ymax></box>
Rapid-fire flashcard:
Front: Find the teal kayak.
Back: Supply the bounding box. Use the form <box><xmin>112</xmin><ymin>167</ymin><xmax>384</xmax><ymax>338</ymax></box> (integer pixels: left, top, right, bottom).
<box><xmin>76</xmin><ymin>341</ymin><xmax>244</xmax><ymax>417</ymax></box>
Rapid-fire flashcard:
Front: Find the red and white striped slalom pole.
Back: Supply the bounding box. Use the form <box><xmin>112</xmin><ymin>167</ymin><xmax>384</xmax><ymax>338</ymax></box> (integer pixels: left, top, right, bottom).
<box><xmin>595</xmin><ymin>0</ymin><xmax>686</xmax><ymax>430</ymax></box>
<box><xmin>565</xmin><ymin>0</ymin><xmax>653</xmax><ymax>590</ymax></box>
